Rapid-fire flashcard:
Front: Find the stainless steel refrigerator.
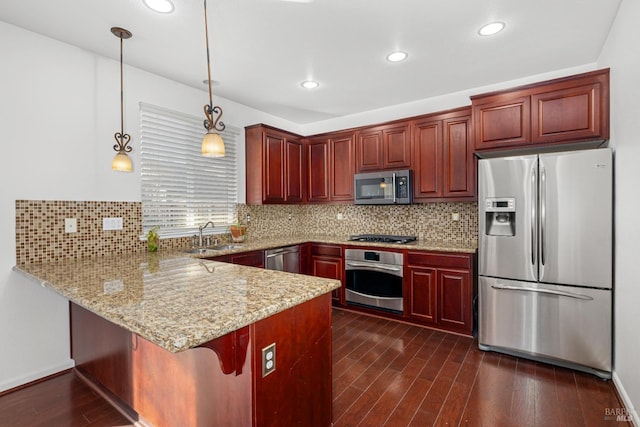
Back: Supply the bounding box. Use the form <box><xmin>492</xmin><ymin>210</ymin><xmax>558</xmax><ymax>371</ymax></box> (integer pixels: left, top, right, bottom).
<box><xmin>478</xmin><ymin>148</ymin><xmax>612</xmax><ymax>379</ymax></box>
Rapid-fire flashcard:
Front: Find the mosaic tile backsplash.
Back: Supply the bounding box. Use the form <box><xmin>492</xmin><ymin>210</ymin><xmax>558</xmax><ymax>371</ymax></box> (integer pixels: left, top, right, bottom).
<box><xmin>235</xmin><ymin>202</ymin><xmax>478</xmax><ymax>245</ymax></box>
<box><xmin>15</xmin><ymin>200</ymin><xmax>477</xmax><ymax>264</ymax></box>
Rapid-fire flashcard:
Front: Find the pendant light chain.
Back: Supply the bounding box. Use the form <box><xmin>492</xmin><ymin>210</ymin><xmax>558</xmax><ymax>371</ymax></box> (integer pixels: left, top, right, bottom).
<box><xmin>110</xmin><ymin>27</ymin><xmax>133</xmax><ymax>171</ymax></box>
<box><xmin>203</xmin><ymin>0</ymin><xmax>225</xmax><ymax>133</ymax></box>
<box><xmin>113</xmin><ymin>28</ymin><xmax>132</xmax><ymax>155</ymax></box>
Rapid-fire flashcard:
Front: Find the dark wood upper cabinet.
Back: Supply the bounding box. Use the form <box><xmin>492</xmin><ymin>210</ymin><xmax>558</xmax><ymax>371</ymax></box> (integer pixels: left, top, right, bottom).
<box><xmin>412</xmin><ymin>108</ymin><xmax>475</xmax><ymax>202</ymax></box>
<box><xmin>443</xmin><ymin>113</ymin><xmax>475</xmax><ymax>198</ymax></box>
<box><xmin>307</xmin><ymin>138</ymin><xmax>331</xmax><ymax>202</ymax></box>
<box><xmin>473</xmin><ymin>94</ymin><xmax>530</xmax><ymax>149</ymax></box>
<box><xmin>285</xmin><ymin>139</ymin><xmax>304</xmax><ymax>203</ymax></box>
<box><xmin>245</xmin><ymin>124</ymin><xmax>305</xmax><ymax>205</ymax></box>
<box><xmin>412</xmin><ymin>118</ymin><xmax>442</xmax><ymax>199</ymax></box>
<box><xmin>356</xmin><ymin>122</ymin><xmax>411</xmax><ymax>172</ymax></box>
<box><xmin>263</xmin><ymin>132</ymin><xmax>286</xmax><ymax>203</ymax></box>
<box><xmin>472</xmin><ymin>68</ymin><xmax>609</xmax><ymax>152</ymax></box>
<box><xmin>531</xmin><ymin>81</ymin><xmax>606</xmax><ymax>144</ymax></box>
<box><xmin>307</xmin><ymin>132</ymin><xmax>355</xmax><ymax>203</ymax></box>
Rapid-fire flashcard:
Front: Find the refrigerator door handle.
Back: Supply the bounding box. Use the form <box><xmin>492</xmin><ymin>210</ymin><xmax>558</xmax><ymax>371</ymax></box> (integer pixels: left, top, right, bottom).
<box><xmin>490</xmin><ymin>284</ymin><xmax>594</xmax><ymax>300</ymax></box>
<box><xmin>531</xmin><ymin>166</ymin><xmax>537</xmax><ymax>267</ymax></box>
<box><xmin>540</xmin><ymin>165</ymin><xmax>546</xmax><ymax>266</ymax></box>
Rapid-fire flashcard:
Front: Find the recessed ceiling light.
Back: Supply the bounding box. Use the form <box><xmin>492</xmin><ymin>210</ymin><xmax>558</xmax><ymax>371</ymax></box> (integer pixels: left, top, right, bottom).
<box><xmin>142</xmin><ymin>0</ymin><xmax>175</xmax><ymax>14</ymax></box>
<box><xmin>301</xmin><ymin>80</ymin><xmax>319</xmax><ymax>89</ymax></box>
<box><xmin>478</xmin><ymin>21</ymin><xmax>505</xmax><ymax>36</ymax></box>
<box><xmin>386</xmin><ymin>51</ymin><xmax>408</xmax><ymax>62</ymax></box>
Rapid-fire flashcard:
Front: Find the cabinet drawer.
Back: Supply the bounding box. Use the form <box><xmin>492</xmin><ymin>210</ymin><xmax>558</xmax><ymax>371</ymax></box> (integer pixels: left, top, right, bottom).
<box><xmin>310</xmin><ymin>244</ymin><xmax>342</xmax><ymax>257</ymax></box>
<box><xmin>406</xmin><ymin>251</ymin><xmax>471</xmax><ymax>269</ymax></box>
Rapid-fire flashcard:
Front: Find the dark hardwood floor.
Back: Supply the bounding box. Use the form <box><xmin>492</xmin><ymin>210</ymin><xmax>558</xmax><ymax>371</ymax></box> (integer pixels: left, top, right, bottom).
<box><xmin>0</xmin><ymin>308</ymin><xmax>629</xmax><ymax>427</ymax></box>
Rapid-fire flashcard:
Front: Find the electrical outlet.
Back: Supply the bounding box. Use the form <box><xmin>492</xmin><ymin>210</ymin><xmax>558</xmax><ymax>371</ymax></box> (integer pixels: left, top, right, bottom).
<box><xmin>262</xmin><ymin>343</ymin><xmax>276</xmax><ymax>377</ymax></box>
<box><xmin>64</xmin><ymin>218</ymin><xmax>77</xmax><ymax>233</ymax></box>
<box><xmin>451</xmin><ymin>212</ymin><xmax>460</xmax><ymax>222</ymax></box>
<box><xmin>288</xmin><ymin>213</ymin><xmax>292</xmax><ymax>221</ymax></box>
<box><xmin>246</xmin><ymin>214</ymin><xmax>251</xmax><ymax>223</ymax></box>
<box><xmin>337</xmin><ymin>213</ymin><xmax>344</xmax><ymax>220</ymax></box>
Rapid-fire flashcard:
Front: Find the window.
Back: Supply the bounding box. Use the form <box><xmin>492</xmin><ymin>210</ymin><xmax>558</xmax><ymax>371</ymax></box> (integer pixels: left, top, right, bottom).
<box><xmin>140</xmin><ymin>102</ymin><xmax>239</xmax><ymax>238</ymax></box>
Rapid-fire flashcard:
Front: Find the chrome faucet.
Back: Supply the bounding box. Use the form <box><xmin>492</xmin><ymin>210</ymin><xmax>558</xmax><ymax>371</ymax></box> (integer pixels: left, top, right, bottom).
<box><xmin>198</xmin><ymin>221</ymin><xmax>215</xmax><ymax>247</ymax></box>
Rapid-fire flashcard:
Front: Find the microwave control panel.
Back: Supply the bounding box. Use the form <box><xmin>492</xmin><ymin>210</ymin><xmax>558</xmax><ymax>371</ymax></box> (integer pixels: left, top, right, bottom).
<box><xmin>396</xmin><ymin>176</ymin><xmax>409</xmax><ymax>199</ymax></box>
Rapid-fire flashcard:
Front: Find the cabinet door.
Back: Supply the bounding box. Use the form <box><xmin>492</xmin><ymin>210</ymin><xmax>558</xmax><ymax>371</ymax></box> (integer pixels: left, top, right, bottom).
<box><xmin>438</xmin><ymin>268</ymin><xmax>471</xmax><ymax>334</ymax></box>
<box><xmin>231</xmin><ymin>250</ymin><xmax>265</xmax><ymax>268</ymax></box>
<box><xmin>263</xmin><ymin>132</ymin><xmax>286</xmax><ymax>203</ymax></box>
<box><xmin>356</xmin><ymin>128</ymin><xmax>383</xmax><ymax>172</ymax></box>
<box><xmin>443</xmin><ymin>114</ymin><xmax>475</xmax><ymax>198</ymax></box>
<box><xmin>311</xmin><ymin>256</ymin><xmax>343</xmax><ymax>303</ymax></box>
<box><xmin>473</xmin><ymin>95</ymin><xmax>531</xmax><ymax>150</ymax></box>
<box><xmin>330</xmin><ymin>133</ymin><xmax>355</xmax><ymax>201</ymax></box>
<box><xmin>285</xmin><ymin>138</ymin><xmax>304</xmax><ymax>203</ymax></box>
<box><xmin>307</xmin><ymin>139</ymin><xmax>331</xmax><ymax>202</ymax></box>
<box><xmin>412</xmin><ymin>119</ymin><xmax>442</xmax><ymax>200</ymax></box>
<box><xmin>406</xmin><ymin>266</ymin><xmax>437</xmax><ymax>324</ymax></box>
<box><xmin>383</xmin><ymin>123</ymin><xmax>411</xmax><ymax>169</ymax></box>
<box><xmin>531</xmin><ymin>82</ymin><xmax>606</xmax><ymax>144</ymax></box>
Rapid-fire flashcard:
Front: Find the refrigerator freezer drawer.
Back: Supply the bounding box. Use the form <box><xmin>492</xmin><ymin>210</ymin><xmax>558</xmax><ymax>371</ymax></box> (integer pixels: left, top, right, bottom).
<box><xmin>478</xmin><ymin>276</ymin><xmax>611</xmax><ymax>377</ymax></box>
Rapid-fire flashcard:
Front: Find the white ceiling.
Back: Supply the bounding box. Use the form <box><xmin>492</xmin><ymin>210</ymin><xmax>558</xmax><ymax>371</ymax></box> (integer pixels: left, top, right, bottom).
<box><xmin>0</xmin><ymin>0</ymin><xmax>622</xmax><ymax>124</ymax></box>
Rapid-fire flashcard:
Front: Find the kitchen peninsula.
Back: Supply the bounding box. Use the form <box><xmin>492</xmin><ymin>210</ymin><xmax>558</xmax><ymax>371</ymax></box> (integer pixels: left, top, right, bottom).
<box><xmin>14</xmin><ymin>251</ymin><xmax>340</xmax><ymax>427</ymax></box>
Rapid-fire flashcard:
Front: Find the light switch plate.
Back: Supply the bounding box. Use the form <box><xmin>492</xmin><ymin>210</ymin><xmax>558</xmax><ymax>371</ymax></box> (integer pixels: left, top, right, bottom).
<box><xmin>451</xmin><ymin>212</ymin><xmax>460</xmax><ymax>222</ymax></box>
<box><xmin>64</xmin><ymin>218</ymin><xmax>77</xmax><ymax>233</ymax></box>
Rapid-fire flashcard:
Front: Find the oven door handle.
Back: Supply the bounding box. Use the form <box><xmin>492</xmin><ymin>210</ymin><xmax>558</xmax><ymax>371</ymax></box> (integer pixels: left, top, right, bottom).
<box><xmin>346</xmin><ymin>289</ymin><xmax>403</xmax><ymax>301</ymax></box>
<box><xmin>346</xmin><ymin>261</ymin><xmax>402</xmax><ymax>273</ymax></box>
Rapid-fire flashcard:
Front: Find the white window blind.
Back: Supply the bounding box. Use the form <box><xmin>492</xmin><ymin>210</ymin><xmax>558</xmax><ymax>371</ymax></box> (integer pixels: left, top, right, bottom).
<box><xmin>139</xmin><ymin>102</ymin><xmax>239</xmax><ymax>238</ymax></box>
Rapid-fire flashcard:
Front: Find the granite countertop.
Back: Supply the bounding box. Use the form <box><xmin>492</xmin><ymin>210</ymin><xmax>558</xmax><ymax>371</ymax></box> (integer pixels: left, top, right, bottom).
<box><xmin>13</xmin><ymin>252</ymin><xmax>340</xmax><ymax>353</ymax></box>
<box><xmin>190</xmin><ymin>234</ymin><xmax>478</xmax><ymax>257</ymax></box>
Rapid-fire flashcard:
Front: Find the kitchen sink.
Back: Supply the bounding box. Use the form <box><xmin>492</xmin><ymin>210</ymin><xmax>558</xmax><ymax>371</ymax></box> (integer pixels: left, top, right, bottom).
<box><xmin>209</xmin><ymin>244</ymin><xmax>243</xmax><ymax>251</ymax></box>
<box><xmin>182</xmin><ymin>245</ymin><xmax>243</xmax><ymax>254</ymax></box>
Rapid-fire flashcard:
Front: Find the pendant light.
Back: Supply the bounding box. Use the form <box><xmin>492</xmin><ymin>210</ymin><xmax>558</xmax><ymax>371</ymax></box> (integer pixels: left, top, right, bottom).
<box><xmin>201</xmin><ymin>0</ymin><xmax>226</xmax><ymax>157</ymax></box>
<box><xmin>111</xmin><ymin>27</ymin><xmax>133</xmax><ymax>172</ymax></box>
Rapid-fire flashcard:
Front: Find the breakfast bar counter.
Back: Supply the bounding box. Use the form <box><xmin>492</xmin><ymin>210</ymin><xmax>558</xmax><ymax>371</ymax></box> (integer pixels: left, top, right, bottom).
<box><xmin>13</xmin><ymin>252</ymin><xmax>339</xmax><ymax>352</ymax></box>
<box><xmin>14</xmin><ymin>253</ymin><xmax>340</xmax><ymax>427</ymax></box>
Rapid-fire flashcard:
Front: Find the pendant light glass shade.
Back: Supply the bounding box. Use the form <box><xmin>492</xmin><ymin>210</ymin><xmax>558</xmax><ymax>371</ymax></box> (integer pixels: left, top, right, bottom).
<box><xmin>201</xmin><ymin>130</ymin><xmax>225</xmax><ymax>157</ymax></box>
<box><xmin>112</xmin><ymin>152</ymin><xmax>133</xmax><ymax>171</ymax></box>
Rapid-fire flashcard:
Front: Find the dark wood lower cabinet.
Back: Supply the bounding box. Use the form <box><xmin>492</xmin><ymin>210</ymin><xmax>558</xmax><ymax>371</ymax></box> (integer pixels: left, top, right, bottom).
<box><xmin>309</xmin><ymin>244</ymin><xmax>344</xmax><ymax>305</ymax></box>
<box><xmin>205</xmin><ymin>249</ymin><xmax>265</xmax><ymax>268</ymax></box>
<box><xmin>405</xmin><ymin>251</ymin><xmax>474</xmax><ymax>335</ymax></box>
<box><xmin>70</xmin><ymin>293</ymin><xmax>332</xmax><ymax>427</ymax></box>
<box><xmin>407</xmin><ymin>266</ymin><xmax>437</xmax><ymax>323</ymax></box>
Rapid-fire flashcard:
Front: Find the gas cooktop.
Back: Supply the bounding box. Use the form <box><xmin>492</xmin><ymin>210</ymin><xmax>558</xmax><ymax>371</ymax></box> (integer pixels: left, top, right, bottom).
<box><xmin>348</xmin><ymin>234</ymin><xmax>418</xmax><ymax>244</ymax></box>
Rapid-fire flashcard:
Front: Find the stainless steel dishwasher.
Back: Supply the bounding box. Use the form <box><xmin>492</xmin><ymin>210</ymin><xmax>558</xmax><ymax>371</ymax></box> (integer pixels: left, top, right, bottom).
<box><xmin>265</xmin><ymin>245</ymin><xmax>300</xmax><ymax>273</ymax></box>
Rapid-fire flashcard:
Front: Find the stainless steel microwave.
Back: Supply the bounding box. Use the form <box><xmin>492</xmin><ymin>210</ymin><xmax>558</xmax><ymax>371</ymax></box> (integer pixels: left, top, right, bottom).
<box><xmin>354</xmin><ymin>169</ymin><xmax>412</xmax><ymax>205</ymax></box>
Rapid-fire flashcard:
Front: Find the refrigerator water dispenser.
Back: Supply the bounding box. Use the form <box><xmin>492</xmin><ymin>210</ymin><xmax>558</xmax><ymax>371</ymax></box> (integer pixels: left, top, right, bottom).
<box><xmin>484</xmin><ymin>198</ymin><xmax>516</xmax><ymax>236</ymax></box>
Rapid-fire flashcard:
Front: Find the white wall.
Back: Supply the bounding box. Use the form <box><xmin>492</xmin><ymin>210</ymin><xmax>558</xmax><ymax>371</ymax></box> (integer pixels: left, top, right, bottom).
<box><xmin>0</xmin><ymin>21</ymin><xmax>298</xmax><ymax>392</ymax></box>
<box><xmin>597</xmin><ymin>0</ymin><xmax>640</xmax><ymax>422</ymax></box>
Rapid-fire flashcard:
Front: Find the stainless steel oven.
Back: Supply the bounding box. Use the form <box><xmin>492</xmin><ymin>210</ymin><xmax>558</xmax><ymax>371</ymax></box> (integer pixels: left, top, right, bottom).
<box><xmin>345</xmin><ymin>249</ymin><xmax>403</xmax><ymax>314</ymax></box>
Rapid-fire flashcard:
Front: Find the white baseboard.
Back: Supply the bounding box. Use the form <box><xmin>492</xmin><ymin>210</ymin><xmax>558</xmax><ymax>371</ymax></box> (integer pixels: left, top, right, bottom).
<box><xmin>0</xmin><ymin>359</ymin><xmax>75</xmax><ymax>393</ymax></box>
<box><xmin>613</xmin><ymin>371</ymin><xmax>639</xmax><ymax>426</ymax></box>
